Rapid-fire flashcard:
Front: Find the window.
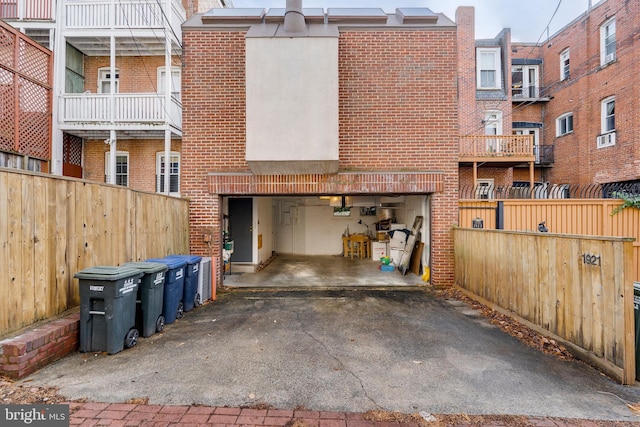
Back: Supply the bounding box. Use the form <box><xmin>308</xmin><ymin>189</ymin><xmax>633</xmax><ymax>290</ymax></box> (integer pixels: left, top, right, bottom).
<box><xmin>105</xmin><ymin>151</ymin><xmax>129</xmax><ymax>186</ymax></box>
<box><xmin>476</xmin><ymin>179</ymin><xmax>494</xmax><ymax>200</ymax></box>
<box><xmin>157</xmin><ymin>66</ymin><xmax>181</xmax><ymax>100</ymax></box>
<box><xmin>600</xmin><ymin>18</ymin><xmax>616</xmax><ymax>65</ymax></box>
<box><xmin>98</xmin><ymin>67</ymin><xmax>119</xmax><ymax>93</ymax></box>
<box><xmin>556</xmin><ymin>113</ymin><xmax>573</xmax><ymax>137</ymax></box>
<box><xmin>601</xmin><ymin>97</ymin><xmax>615</xmax><ymax>133</ymax></box>
<box><xmin>560</xmin><ymin>49</ymin><xmax>570</xmax><ymax>80</ymax></box>
<box><xmin>156</xmin><ymin>152</ymin><xmax>180</xmax><ymax>195</ymax></box>
<box><xmin>512</xmin><ymin>65</ymin><xmax>539</xmax><ymax>98</ymax></box>
<box><xmin>477</xmin><ymin>48</ymin><xmax>501</xmax><ymax>89</ymax></box>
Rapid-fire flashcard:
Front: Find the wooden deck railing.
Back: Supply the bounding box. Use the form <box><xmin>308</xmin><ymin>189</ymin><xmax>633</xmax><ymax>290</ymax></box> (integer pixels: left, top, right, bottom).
<box><xmin>0</xmin><ymin>0</ymin><xmax>53</xmax><ymax>20</ymax></box>
<box><xmin>459</xmin><ymin>135</ymin><xmax>534</xmax><ymax>159</ymax></box>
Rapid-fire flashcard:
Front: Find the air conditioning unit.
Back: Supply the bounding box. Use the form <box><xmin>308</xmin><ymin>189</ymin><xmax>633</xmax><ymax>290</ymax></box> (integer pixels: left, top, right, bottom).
<box><xmin>197</xmin><ymin>257</ymin><xmax>212</xmax><ymax>304</ymax></box>
<box><xmin>604</xmin><ymin>53</ymin><xmax>616</xmax><ymax>64</ymax></box>
<box><xmin>597</xmin><ymin>132</ymin><xmax>616</xmax><ymax>148</ymax></box>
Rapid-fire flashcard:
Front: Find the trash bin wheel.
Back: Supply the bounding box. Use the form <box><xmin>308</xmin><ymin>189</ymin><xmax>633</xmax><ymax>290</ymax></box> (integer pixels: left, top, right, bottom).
<box><xmin>156</xmin><ymin>315</ymin><xmax>165</xmax><ymax>332</ymax></box>
<box><xmin>125</xmin><ymin>328</ymin><xmax>139</xmax><ymax>349</ymax></box>
<box><xmin>176</xmin><ymin>302</ymin><xmax>184</xmax><ymax>319</ymax></box>
<box><xmin>195</xmin><ymin>293</ymin><xmax>201</xmax><ymax>307</ymax></box>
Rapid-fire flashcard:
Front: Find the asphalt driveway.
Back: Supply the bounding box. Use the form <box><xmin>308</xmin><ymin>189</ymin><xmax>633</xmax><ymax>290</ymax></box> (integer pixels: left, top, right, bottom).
<box><xmin>24</xmin><ymin>288</ymin><xmax>640</xmax><ymax>421</ymax></box>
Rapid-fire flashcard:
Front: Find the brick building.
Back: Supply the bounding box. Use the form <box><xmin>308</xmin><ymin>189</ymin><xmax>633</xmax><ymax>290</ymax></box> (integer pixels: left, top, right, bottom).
<box><xmin>181</xmin><ymin>4</ymin><xmax>459</xmax><ymax>288</ymax></box>
<box><xmin>459</xmin><ymin>0</ymin><xmax>639</xmax><ymax>198</ymax></box>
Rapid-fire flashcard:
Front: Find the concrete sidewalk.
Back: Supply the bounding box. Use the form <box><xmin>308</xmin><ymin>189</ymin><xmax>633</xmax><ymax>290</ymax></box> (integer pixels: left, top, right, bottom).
<box><xmin>25</xmin><ymin>288</ymin><xmax>640</xmax><ymax>422</ymax></box>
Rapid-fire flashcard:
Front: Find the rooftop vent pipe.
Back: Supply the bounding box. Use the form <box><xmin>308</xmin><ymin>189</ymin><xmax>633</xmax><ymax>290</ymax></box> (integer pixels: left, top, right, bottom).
<box><xmin>283</xmin><ymin>0</ymin><xmax>305</xmax><ymax>34</ymax></box>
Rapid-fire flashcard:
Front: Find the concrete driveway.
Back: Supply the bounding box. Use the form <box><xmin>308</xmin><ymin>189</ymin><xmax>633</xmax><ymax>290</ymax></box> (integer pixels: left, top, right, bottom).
<box><xmin>24</xmin><ymin>288</ymin><xmax>640</xmax><ymax>421</ymax></box>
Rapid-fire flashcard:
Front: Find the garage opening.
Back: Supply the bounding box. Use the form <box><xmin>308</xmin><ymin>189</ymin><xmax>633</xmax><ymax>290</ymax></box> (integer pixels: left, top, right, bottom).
<box><xmin>221</xmin><ymin>194</ymin><xmax>431</xmax><ymax>288</ymax></box>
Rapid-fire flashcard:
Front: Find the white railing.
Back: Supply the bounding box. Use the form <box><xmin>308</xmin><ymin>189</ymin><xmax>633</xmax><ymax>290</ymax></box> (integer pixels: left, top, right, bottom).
<box><xmin>0</xmin><ymin>0</ymin><xmax>53</xmax><ymax>20</ymax></box>
<box><xmin>64</xmin><ymin>0</ymin><xmax>185</xmax><ymax>35</ymax></box>
<box><xmin>60</xmin><ymin>93</ymin><xmax>181</xmax><ymax>128</ymax></box>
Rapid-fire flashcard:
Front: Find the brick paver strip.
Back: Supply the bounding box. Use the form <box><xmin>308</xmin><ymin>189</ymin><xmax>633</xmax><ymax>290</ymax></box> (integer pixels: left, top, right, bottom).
<box><xmin>158</xmin><ymin>405</ymin><xmax>189</xmax><ymax>414</ymax></box>
<box><xmin>264</xmin><ymin>415</ymin><xmax>294</xmax><ymax>426</ymax></box>
<box><xmin>78</xmin><ymin>419</ymin><xmax>99</xmax><ymax>427</ymax></box>
<box><xmin>97</xmin><ymin>410</ymin><xmax>129</xmax><ymax>420</ymax></box>
<box><xmin>152</xmin><ymin>412</ymin><xmax>184</xmax><ymax>422</ymax></box>
<box><xmin>132</xmin><ymin>405</ymin><xmax>164</xmax><ymax>413</ymax></box>
<box><xmin>267</xmin><ymin>409</ymin><xmax>294</xmax><ymax>418</ymax></box>
<box><xmin>320</xmin><ymin>412</ymin><xmax>346</xmax><ymax>419</ymax></box>
<box><xmin>208</xmin><ymin>414</ymin><xmax>240</xmax><ymax>424</ymax></box>
<box><xmin>81</xmin><ymin>402</ymin><xmax>110</xmax><ymax>411</ymax></box>
<box><xmin>106</xmin><ymin>403</ymin><xmax>138</xmax><ymax>411</ymax></box>
<box><xmin>319</xmin><ymin>418</ymin><xmax>348</xmax><ymax>427</ymax></box>
<box><xmin>180</xmin><ymin>413</ymin><xmax>211</xmax><ymax>423</ymax></box>
<box><xmin>240</xmin><ymin>408</ymin><xmax>268</xmax><ymax>416</ymax></box>
<box><xmin>295</xmin><ymin>410</ymin><xmax>320</xmax><ymax>418</ymax></box>
<box><xmin>236</xmin><ymin>414</ymin><xmax>266</xmax><ymax>424</ymax></box>
<box><xmin>214</xmin><ymin>407</ymin><xmax>242</xmax><ymax>415</ymax></box>
<box><xmin>186</xmin><ymin>406</ymin><xmax>216</xmax><ymax>415</ymax></box>
<box><xmin>123</xmin><ymin>410</ymin><xmax>157</xmax><ymax>421</ymax></box>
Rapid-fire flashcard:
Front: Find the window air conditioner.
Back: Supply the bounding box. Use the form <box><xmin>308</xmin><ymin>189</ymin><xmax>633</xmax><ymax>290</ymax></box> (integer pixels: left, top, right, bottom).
<box><xmin>597</xmin><ymin>132</ymin><xmax>616</xmax><ymax>148</ymax></box>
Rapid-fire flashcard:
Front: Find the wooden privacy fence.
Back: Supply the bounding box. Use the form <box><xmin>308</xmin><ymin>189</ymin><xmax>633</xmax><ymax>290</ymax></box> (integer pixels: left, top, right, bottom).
<box><xmin>459</xmin><ymin>199</ymin><xmax>640</xmax><ymax>283</ymax></box>
<box><xmin>0</xmin><ymin>168</ymin><xmax>190</xmax><ymax>337</ymax></box>
<box><xmin>454</xmin><ymin>228</ymin><xmax>635</xmax><ymax>384</ymax></box>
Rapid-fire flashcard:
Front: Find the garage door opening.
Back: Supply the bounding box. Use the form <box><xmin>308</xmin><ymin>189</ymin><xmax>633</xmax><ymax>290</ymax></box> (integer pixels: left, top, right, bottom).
<box><xmin>222</xmin><ymin>195</ymin><xmax>431</xmax><ymax>288</ymax></box>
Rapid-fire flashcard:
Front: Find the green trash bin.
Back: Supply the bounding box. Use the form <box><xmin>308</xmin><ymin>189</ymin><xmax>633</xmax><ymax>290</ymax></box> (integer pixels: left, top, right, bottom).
<box><xmin>634</xmin><ymin>282</ymin><xmax>640</xmax><ymax>380</ymax></box>
<box><xmin>75</xmin><ymin>266</ymin><xmax>143</xmax><ymax>354</ymax></box>
<box><xmin>123</xmin><ymin>262</ymin><xmax>168</xmax><ymax>338</ymax></box>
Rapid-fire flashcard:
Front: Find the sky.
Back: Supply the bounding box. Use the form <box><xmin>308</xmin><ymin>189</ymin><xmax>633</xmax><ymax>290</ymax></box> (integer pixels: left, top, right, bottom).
<box><xmin>232</xmin><ymin>0</ymin><xmax>602</xmax><ymax>42</ymax></box>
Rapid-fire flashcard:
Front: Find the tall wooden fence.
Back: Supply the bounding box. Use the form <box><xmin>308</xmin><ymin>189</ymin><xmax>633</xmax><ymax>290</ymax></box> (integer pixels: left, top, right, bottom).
<box><xmin>459</xmin><ymin>199</ymin><xmax>640</xmax><ymax>283</ymax></box>
<box><xmin>0</xmin><ymin>168</ymin><xmax>190</xmax><ymax>337</ymax></box>
<box><xmin>454</xmin><ymin>228</ymin><xmax>635</xmax><ymax>384</ymax></box>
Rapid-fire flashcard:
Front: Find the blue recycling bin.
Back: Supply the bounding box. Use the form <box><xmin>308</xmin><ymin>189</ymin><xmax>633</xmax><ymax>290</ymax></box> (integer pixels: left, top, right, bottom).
<box><xmin>146</xmin><ymin>257</ymin><xmax>186</xmax><ymax>325</ymax></box>
<box><xmin>166</xmin><ymin>255</ymin><xmax>202</xmax><ymax>312</ymax></box>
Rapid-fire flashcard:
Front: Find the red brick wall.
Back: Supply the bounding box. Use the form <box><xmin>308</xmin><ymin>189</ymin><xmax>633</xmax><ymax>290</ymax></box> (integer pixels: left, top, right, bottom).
<box><xmin>83</xmin><ymin>139</ymin><xmax>182</xmax><ymax>193</ymax></box>
<box><xmin>538</xmin><ymin>0</ymin><xmax>640</xmax><ymax>185</ymax></box>
<box><xmin>182</xmin><ymin>27</ymin><xmax>459</xmax><ymax>287</ymax></box>
<box><xmin>84</xmin><ymin>56</ymin><xmax>181</xmax><ymax>93</ymax></box>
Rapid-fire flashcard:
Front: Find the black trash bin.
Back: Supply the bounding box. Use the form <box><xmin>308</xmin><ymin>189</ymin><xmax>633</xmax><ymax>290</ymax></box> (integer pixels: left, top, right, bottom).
<box><xmin>167</xmin><ymin>255</ymin><xmax>202</xmax><ymax>312</ymax></box>
<box><xmin>123</xmin><ymin>262</ymin><xmax>168</xmax><ymax>338</ymax></box>
<box><xmin>634</xmin><ymin>282</ymin><xmax>640</xmax><ymax>380</ymax></box>
<box><xmin>146</xmin><ymin>257</ymin><xmax>186</xmax><ymax>325</ymax></box>
<box><xmin>75</xmin><ymin>266</ymin><xmax>143</xmax><ymax>354</ymax></box>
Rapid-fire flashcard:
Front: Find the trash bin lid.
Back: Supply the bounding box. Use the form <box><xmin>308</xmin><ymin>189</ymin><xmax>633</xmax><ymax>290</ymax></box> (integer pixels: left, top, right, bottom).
<box><xmin>166</xmin><ymin>254</ymin><xmax>203</xmax><ymax>265</ymax></box>
<box><xmin>122</xmin><ymin>262</ymin><xmax>168</xmax><ymax>274</ymax></box>
<box><xmin>74</xmin><ymin>265</ymin><xmax>143</xmax><ymax>281</ymax></box>
<box><xmin>146</xmin><ymin>257</ymin><xmax>187</xmax><ymax>269</ymax></box>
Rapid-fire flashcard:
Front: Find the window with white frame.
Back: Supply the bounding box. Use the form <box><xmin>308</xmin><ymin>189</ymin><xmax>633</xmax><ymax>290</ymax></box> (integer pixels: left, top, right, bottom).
<box><xmin>156</xmin><ymin>152</ymin><xmax>180</xmax><ymax>195</ymax></box>
<box><xmin>157</xmin><ymin>66</ymin><xmax>181</xmax><ymax>100</ymax></box>
<box><xmin>601</xmin><ymin>97</ymin><xmax>615</xmax><ymax>133</ymax></box>
<box><xmin>556</xmin><ymin>113</ymin><xmax>573</xmax><ymax>136</ymax></box>
<box><xmin>105</xmin><ymin>151</ymin><xmax>129</xmax><ymax>186</ymax></box>
<box><xmin>560</xmin><ymin>49</ymin><xmax>570</xmax><ymax>80</ymax></box>
<box><xmin>476</xmin><ymin>179</ymin><xmax>495</xmax><ymax>200</ymax></box>
<box><xmin>98</xmin><ymin>67</ymin><xmax>119</xmax><ymax>93</ymax></box>
<box><xmin>600</xmin><ymin>17</ymin><xmax>616</xmax><ymax>65</ymax></box>
<box><xmin>512</xmin><ymin>65</ymin><xmax>539</xmax><ymax>98</ymax></box>
<box><xmin>477</xmin><ymin>48</ymin><xmax>501</xmax><ymax>89</ymax></box>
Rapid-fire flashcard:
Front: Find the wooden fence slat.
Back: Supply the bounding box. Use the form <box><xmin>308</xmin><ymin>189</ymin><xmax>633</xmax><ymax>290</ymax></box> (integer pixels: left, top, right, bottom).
<box><xmin>0</xmin><ymin>172</ymin><xmax>9</xmax><ymax>333</ymax></box>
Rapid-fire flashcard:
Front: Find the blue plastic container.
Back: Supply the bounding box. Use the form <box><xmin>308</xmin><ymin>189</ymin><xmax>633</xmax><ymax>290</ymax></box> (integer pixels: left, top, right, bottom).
<box><xmin>166</xmin><ymin>255</ymin><xmax>202</xmax><ymax>312</ymax></box>
<box><xmin>146</xmin><ymin>257</ymin><xmax>187</xmax><ymax>324</ymax></box>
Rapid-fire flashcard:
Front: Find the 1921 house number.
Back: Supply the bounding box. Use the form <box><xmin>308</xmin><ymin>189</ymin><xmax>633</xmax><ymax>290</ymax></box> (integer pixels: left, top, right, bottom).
<box><xmin>582</xmin><ymin>254</ymin><xmax>601</xmax><ymax>266</ymax></box>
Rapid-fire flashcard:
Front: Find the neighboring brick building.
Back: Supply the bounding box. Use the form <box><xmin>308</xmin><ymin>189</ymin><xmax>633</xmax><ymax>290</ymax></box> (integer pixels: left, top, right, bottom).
<box><xmin>182</xmin><ymin>5</ymin><xmax>459</xmax><ymax>288</ymax></box>
<box><xmin>460</xmin><ymin>0</ymin><xmax>639</xmax><ymax>198</ymax></box>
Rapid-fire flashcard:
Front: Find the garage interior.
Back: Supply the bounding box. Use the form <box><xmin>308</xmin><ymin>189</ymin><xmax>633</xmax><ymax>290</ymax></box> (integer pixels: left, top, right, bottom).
<box><xmin>221</xmin><ymin>194</ymin><xmax>431</xmax><ymax>287</ymax></box>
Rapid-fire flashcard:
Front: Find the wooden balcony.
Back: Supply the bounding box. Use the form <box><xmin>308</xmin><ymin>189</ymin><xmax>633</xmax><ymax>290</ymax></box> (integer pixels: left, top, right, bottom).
<box><xmin>459</xmin><ymin>135</ymin><xmax>535</xmax><ymax>165</ymax></box>
<box><xmin>59</xmin><ymin>93</ymin><xmax>181</xmax><ymax>139</ymax></box>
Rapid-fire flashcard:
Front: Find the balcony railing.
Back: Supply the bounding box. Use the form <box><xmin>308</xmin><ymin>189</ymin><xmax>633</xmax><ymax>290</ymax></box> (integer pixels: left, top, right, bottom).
<box><xmin>64</xmin><ymin>0</ymin><xmax>185</xmax><ymax>34</ymax></box>
<box><xmin>512</xmin><ymin>85</ymin><xmax>550</xmax><ymax>101</ymax></box>
<box><xmin>60</xmin><ymin>93</ymin><xmax>181</xmax><ymax>129</ymax></box>
<box><xmin>460</xmin><ymin>135</ymin><xmax>534</xmax><ymax>160</ymax></box>
<box><xmin>0</xmin><ymin>0</ymin><xmax>53</xmax><ymax>20</ymax></box>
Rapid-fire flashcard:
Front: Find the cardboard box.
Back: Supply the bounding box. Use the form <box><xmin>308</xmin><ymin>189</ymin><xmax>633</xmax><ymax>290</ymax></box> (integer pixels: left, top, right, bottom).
<box><xmin>376</xmin><ymin>231</ymin><xmax>389</xmax><ymax>241</ymax></box>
